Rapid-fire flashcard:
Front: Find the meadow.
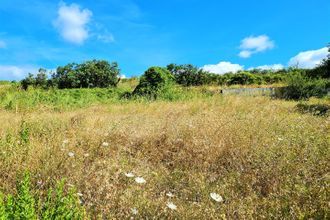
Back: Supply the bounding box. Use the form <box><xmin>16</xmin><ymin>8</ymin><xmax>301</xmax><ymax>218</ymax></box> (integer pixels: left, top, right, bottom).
<box><xmin>0</xmin><ymin>81</ymin><xmax>329</xmax><ymax>219</ymax></box>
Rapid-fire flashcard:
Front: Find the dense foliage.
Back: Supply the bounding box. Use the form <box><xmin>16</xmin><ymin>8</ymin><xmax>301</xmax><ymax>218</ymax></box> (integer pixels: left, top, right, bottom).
<box><xmin>132</xmin><ymin>66</ymin><xmax>174</xmax><ymax>98</ymax></box>
<box><xmin>166</xmin><ymin>64</ymin><xmax>209</xmax><ymax>86</ymax></box>
<box><xmin>0</xmin><ymin>173</ymin><xmax>85</xmax><ymax>219</ymax></box>
<box><xmin>21</xmin><ymin>60</ymin><xmax>120</xmax><ymax>90</ymax></box>
<box><xmin>282</xmin><ymin>71</ymin><xmax>329</xmax><ymax>100</ymax></box>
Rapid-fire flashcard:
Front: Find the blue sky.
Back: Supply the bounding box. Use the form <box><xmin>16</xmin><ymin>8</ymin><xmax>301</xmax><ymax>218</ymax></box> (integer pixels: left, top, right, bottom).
<box><xmin>0</xmin><ymin>0</ymin><xmax>329</xmax><ymax>80</ymax></box>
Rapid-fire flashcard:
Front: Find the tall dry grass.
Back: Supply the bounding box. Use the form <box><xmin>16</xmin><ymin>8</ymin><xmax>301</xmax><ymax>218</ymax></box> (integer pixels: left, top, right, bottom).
<box><xmin>0</xmin><ymin>95</ymin><xmax>329</xmax><ymax>219</ymax></box>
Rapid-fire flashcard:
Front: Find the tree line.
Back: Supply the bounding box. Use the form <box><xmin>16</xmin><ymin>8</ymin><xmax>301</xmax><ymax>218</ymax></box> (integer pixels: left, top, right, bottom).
<box><xmin>21</xmin><ymin>45</ymin><xmax>329</xmax><ymax>90</ymax></box>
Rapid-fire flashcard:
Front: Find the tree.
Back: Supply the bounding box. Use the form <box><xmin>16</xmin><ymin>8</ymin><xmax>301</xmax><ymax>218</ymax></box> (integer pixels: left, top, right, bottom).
<box><xmin>167</xmin><ymin>64</ymin><xmax>208</xmax><ymax>86</ymax></box>
<box><xmin>35</xmin><ymin>68</ymin><xmax>48</xmax><ymax>88</ymax></box>
<box><xmin>50</xmin><ymin>60</ymin><xmax>120</xmax><ymax>89</ymax></box>
<box><xmin>21</xmin><ymin>73</ymin><xmax>36</xmax><ymax>90</ymax></box>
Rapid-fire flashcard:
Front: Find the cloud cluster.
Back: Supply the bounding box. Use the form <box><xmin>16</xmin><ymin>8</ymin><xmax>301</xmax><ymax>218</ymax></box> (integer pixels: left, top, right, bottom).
<box><xmin>54</xmin><ymin>3</ymin><xmax>92</xmax><ymax>44</ymax></box>
<box><xmin>288</xmin><ymin>47</ymin><xmax>328</xmax><ymax>68</ymax></box>
<box><xmin>202</xmin><ymin>46</ymin><xmax>328</xmax><ymax>74</ymax></box>
<box><xmin>0</xmin><ymin>65</ymin><xmax>38</xmax><ymax>80</ymax></box>
<box><xmin>202</xmin><ymin>61</ymin><xmax>243</xmax><ymax>74</ymax></box>
<box><xmin>239</xmin><ymin>35</ymin><xmax>274</xmax><ymax>58</ymax></box>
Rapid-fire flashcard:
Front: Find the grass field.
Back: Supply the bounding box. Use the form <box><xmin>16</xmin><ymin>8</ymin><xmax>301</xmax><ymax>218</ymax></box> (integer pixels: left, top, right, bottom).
<box><xmin>0</xmin><ymin>84</ymin><xmax>329</xmax><ymax>219</ymax></box>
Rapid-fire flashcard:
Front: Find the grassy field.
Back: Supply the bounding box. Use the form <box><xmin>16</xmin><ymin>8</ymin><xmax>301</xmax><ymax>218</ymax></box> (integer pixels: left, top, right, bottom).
<box><xmin>0</xmin><ymin>84</ymin><xmax>329</xmax><ymax>219</ymax></box>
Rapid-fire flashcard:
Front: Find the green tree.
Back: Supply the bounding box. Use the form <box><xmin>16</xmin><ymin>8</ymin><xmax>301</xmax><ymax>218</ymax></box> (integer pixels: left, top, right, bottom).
<box><xmin>35</xmin><ymin>68</ymin><xmax>48</xmax><ymax>88</ymax></box>
<box><xmin>167</xmin><ymin>64</ymin><xmax>208</xmax><ymax>86</ymax></box>
<box><xmin>21</xmin><ymin>73</ymin><xmax>36</xmax><ymax>90</ymax></box>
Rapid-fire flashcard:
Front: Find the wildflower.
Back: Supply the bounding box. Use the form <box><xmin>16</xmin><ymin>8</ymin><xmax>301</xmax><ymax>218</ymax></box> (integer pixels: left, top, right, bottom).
<box><xmin>63</xmin><ymin>139</ymin><xmax>69</xmax><ymax>144</ymax></box>
<box><xmin>84</xmin><ymin>153</ymin><xmax>90</xmax><ymax>157</ymax></box>
<box><xmin>135</xmin><ymin>177</ymin><xmax>146</xmax><ymax>184</ymax></box>
<box><xmin>102</xmin><ymin>142</ymin><xmax>109</xmax><ymax>147</ymax></box>
<box><xmin>68</xmin><ymin>152</ymin><xmax>75</xmax><ymax>157</ymax></box>
<box><xmin>278</xmin><ymin>137</ymin><xmax>283</xmax><ymax>141</ymax></box>
<box><xmin>166</xmin><ymin>202</ymin><xmax>177</xmax><ymax>210</ymax></box>
<box><xmin>210</xmin><ymin>193</ymin><xmax>224</xmax><ymax>203</ymax></box>
<box><xmin>77</xmin><ymin>193</ymin><xmax>83</xmax><ymax>197</ymax></box>
<box><xmin>125</xmin><ymin>172</ymin><xmax>135</xmax><ymax>178</ymax></box>
<box><xmin>131</xmin><ymin>207</ymin><xmax>138</xmax><ymax>215</ymax></box>
<box><xmin>166</xmin><ymin>192</ymin><xmax>174</xmax><ymax>198</ymax></box>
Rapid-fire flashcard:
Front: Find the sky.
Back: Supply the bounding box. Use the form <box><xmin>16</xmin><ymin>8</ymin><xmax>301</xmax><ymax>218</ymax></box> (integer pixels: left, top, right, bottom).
<box><xmin>0</xmin><ymin>0</ymin><xmax>329</xmax><ymax>80</ymax></box>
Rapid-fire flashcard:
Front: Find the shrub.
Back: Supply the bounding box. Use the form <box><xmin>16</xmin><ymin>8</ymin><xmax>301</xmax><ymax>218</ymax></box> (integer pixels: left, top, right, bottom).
<box><xmin>132</xmin><ymin>67</ymin><xmax>174</xmax><ymax>98</ymax></box>
<box><xmin>227</xmin><ymin>72</ymin><xmax>260</xmax><ymax>85</ymax></box>
<box><xmin>282</xmin><ymin>72</ymin><xmax>329</xmax><ymax>100</ymax></box>
<box><xmin>0</xmin><ymin>172</ymin><xmax>86</xmax><ymax>219</ymax></box>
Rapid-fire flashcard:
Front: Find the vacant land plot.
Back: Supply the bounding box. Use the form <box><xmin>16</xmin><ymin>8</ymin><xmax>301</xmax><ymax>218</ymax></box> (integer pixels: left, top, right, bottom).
<box><xmin>0</xmin><ymin>93</ymin><xmax>329</xmax><ymax>219</ymax></box>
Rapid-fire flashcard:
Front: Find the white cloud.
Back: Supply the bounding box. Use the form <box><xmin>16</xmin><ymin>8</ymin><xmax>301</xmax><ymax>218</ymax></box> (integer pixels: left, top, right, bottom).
<box><xmin>238</xmin><ymin>50</ymin><xmax>252</xmax><ymax>58</ymax></box>
<box><xmin>0</xmin><ymin>65</ymin><xmax>38</xmax><ymax>80</ymax></box>
<box><xmin>97</xmin><ymin>33</ymin><xmax>115</xmax><ymax>43</ymax></box>
<box><xmin>249</xmin><ymin>64</ymin><xmax>284</xmax><ymax>71</ymax></box>
<box><xmin>239</xmin><ymin>35</ymin><xmax>274</xmax><ymax>58</ymax></box>
<box><xmin>288</xmin><ymin>47</ymin><xmax>328</xmax><ymax>69</ymax></box>
<box><xmin>0</xmin><ymin>40</ymin><xmax>6</xmax><ymax>49</ymax></box>
<box><xmin>202</xmin><ymin>61</ymin><xmax>244</xmax><ymax>74</ymax></box>
<box><xmin>54</xmin><ymin>3</ymin><xmax>92</xmax><ymax>45</ymax></box>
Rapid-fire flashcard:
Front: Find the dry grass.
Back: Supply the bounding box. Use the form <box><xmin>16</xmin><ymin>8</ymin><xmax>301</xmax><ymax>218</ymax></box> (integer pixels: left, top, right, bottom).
<box><xmin>0</xmin><ymin>95</ymin><xmax>329</xmax><ymax>219</ymax></box>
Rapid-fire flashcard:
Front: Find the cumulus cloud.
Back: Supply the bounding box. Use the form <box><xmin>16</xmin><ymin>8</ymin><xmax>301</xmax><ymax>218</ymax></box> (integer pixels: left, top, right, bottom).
<box><xmin>202</xmin><ymin>61</ymin><xmax>244</xmax><ymax>74</ymax></box>
<box><xmin>249</xmin><ymin>64</ymin><xmax>284</xmax><ymax>71</ymax></box>
<box><xmin>238</xmin><ymin>35</ymin><xmax>274</xmax><ymax>58</ymax></box>
<box><xmin>0</xmin><ymin>40</ymin><xmax>6</xmax><ymax>49</ymax></box>
<box><xmin>0</xmin><ymin>65</ymin><xmax>38</xmax><ymax>80</ymax></box>
<box><xmin>54</xmin><ymin>2</ymin><xmax>92</xmax><ymax>44</ymax></box>
<box><xmin>288</xmin><ymin>47</ymin><xmax>328</xmax><ymax>69</ymax></box>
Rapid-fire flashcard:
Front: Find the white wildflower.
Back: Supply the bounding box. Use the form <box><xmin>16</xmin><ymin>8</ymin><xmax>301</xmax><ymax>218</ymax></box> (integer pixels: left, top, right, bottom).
<box><xmin>68</xmin><ymin>152</ymin><xmax>75</xmax><ymax>157</ymax></box>
<box><xmin>131</xmin><ymin>207</ymin><xmax>138</xmax><ymax>215</ymax></box>
<box><xmin>166</xmin><ymin>192</ymin><xmax>174</xmax><ymax>198</ymax></box>
<box><xmin>102</xmin><ymin>142</ymin><xmax>109</xmax><ymax>147</ymax></box>
<box><xmin>166</xmin><ymin>202</ymin><xmax>177</xmax><ymax>210</ymax></box>
<box><xmin>84</xmin><ymin>153</ymin><xmax>90</xmax><ymax>157</ymax></box>
<box><xmin>77</xmin><ymin>193</ymin><xmax>83</xmax><ymax>197</ymax></box>
<box><xmin>278</xmin><ymin>137</ymin><xmax>283</xmax><ymax>141</ymax></box>
<box><xmin>125</xmin><ymin>172</ymin><xmax>135</xmax><ymax>178</ymax></box>
<box><xmin>210</xmin><ymin>193</ymin><xmax>224</xmax><ymax>203</ymax></box>
<box><xmin>135</xmin><ymin>177</ymin><xmax>146</xmax><ymax>184</ymax></box>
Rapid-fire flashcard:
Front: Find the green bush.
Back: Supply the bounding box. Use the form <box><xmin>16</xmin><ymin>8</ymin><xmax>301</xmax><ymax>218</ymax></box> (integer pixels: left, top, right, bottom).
<box><xmin>132</xmin><ymin>67</ymin><xmax>174</xmax><ymax>98</ymax></box>
<box><xmin>227</xmin><ymin>72</ymin><xmax>261</xmax><ymax>85</ymax></box>
<box><xmin>0</xmin><ymin>172</ymin><xmax>86</xmax><ymax>219</ymax></box>
<box><xmin>283</xmin><ymin>72</ymin><xmax>329</xmax><ymax>100</ymax></box>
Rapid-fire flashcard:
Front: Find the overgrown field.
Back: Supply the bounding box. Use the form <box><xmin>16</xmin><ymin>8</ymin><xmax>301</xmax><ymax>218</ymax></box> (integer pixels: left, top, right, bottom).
<box><xmin>0</xmin><ymin>85</ymin><xmax>329</xmax><ymax>219</ymax></box>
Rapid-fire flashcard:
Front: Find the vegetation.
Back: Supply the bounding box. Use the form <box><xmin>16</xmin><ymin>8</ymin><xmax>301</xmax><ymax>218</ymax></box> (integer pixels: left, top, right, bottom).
<box><xmin>21</xmin><ymin>60</ymin><xmax>120</xmax><ymax>90</ymax></box>
<box><xmin>0</xmin><ymin>45</ymin><xmax>328</xmax><ymax>219</ymax></box>
<box><xmin>282</xmin><ymin>71</ymin><xmax>329</xmax><ymax>100</ymax></box>
<box><xmin>132</xmin><ymin>66</ymin><xmax>174</xmax><ymax>98</ymax></box>
<box><xmin>0</xmin><ymin>92</ymin><xmax>328</xmax><ymax>219</ymax></box>
<box><xmin>0</xmin><ymin>172</ymin><xmax>85</xmax><ymax>219</ymax></box>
